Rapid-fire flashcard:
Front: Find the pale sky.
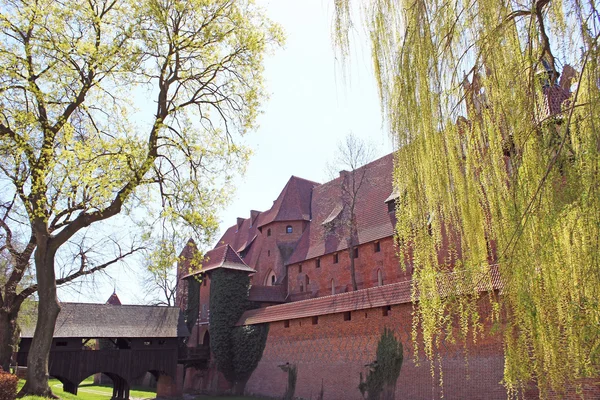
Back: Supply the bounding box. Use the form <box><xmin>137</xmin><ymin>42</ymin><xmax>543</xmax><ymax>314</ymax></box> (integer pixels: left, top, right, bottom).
<box><xmin>59</xmin><ymin>0</ymin><xmax>394</xmax><ymax>304</ymax></box>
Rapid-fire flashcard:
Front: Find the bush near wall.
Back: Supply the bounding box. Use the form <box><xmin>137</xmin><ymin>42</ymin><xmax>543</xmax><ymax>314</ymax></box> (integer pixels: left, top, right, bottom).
<box><xmin>0</xmin><ymin>368</ymin><xmax>18</xmax><ymax>400</ymax></box>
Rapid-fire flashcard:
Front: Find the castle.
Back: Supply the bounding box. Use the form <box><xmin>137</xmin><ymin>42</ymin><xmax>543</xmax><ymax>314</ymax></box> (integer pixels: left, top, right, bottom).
<box><xmin>176</xmin><ymin>152</ymin><xmax>510</xmax><ymax>399</ymax></box>
<box><xmin>174</xmin><ymin>66</ymin><xmax>599</xmax><ymax>399</ymax></box>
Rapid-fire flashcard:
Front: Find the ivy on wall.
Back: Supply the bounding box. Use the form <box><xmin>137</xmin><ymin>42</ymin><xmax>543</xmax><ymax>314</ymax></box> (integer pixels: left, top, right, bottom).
<box><xmin>185</xmin><ymin>277</ymin><xmax>200</xmax><ymax>332</ymax></box>
<box><xmin>208</xmin><ymin>268</ymin><xmax>268</xmax><ymax>393</ymax></box>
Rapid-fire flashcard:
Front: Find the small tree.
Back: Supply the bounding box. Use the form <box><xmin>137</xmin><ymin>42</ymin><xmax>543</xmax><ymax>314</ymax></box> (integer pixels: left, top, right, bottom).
<box><xmin>359</xmin><ymin>328</ymin><xmax>403</xmax><ymax>400</ymax></box>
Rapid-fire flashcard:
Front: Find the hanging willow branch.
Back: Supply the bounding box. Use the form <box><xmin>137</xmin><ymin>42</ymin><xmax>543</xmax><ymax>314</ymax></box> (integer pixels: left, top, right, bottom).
<box><xmin>334</xmin><ymin>0</ymin><xmax>600</xmax><ymax>397</ymax></box>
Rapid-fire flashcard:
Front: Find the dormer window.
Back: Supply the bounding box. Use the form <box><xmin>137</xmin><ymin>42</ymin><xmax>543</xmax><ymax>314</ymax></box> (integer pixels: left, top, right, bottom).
<box><xmin>286</xmin><ymin>225</ymin><xmax>293</xmax><ymax>234</ymax></box>
<box><xmin>387</xmin><ymin>199</ymin><xmax>396</xmax><ymax>213</ymax></box>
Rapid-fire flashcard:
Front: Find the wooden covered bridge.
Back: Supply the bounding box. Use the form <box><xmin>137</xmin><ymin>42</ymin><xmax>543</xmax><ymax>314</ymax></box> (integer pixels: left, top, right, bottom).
<box><xmin>18</xmin><ymin>302</ymin><xmax>190</xmax><ymax>399</ymax></box>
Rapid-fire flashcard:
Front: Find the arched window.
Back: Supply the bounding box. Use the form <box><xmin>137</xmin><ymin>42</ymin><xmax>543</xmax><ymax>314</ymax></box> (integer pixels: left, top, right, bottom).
<box><xmin>331</xmin><ymin>279</ymin><xmax>335</xmax><ymax>295</ymax></box>
<box><xmin>377</xmin><ymin>269</ymin><xmax>383</xmax><ymax>286</ymax></box>
<box><xmin>286</xmin><ymin>225</ymin><xmax>293</xmax><ymax>234</ymax></box>
<box><xmin>265</xmin><ymin>270</ymin><xmax>276</xmax><ymax>286</ymax></box>
<box><xmin>300</xmin><ymin>282</ymin><xmax>304</xmax><ymax>293</ymax></box>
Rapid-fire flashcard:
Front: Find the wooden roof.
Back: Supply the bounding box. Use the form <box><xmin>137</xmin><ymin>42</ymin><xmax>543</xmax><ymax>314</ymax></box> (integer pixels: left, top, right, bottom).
<box><xmin>21</xmin><ymin>303</ymin><xmax>189</xmax><ymax>338</ymax></box>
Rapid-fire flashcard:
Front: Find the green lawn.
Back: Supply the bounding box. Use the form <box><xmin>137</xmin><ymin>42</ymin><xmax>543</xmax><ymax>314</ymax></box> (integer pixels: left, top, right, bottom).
<box><xmin>18</xmin><ymin>377</ymin><xmax>156</xmax><ymax>400</ymax></box>
<box><xmin>17</xmin><ymin>378</ymin><xmax>266</xmax><ymax>400</ymax></box>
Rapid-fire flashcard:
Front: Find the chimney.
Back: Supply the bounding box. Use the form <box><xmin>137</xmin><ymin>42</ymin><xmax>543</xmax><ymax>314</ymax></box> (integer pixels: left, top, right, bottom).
<box><xmin>339</xmin><ymin>170</ymin><xmax>349</xmax><ymax>178</ymax></box>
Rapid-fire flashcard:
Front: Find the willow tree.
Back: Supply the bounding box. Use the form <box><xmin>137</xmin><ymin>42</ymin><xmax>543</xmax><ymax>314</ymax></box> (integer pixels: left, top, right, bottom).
<box><xmin>335</xmin><ymin>0</ymin><xmax>600</xmax><ymax>397</ymax></box>
<box><xmin>0</xmin><ymin>0</ymin><xmax>282</xmax><ymax>396</ymax></box>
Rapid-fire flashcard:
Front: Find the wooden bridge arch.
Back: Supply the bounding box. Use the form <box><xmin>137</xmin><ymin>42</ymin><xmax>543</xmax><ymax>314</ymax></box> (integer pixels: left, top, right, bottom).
<box><xmin>18</xmin><ymin>302</ymin><xmax>189</xmax><ymax>399</ymax></box>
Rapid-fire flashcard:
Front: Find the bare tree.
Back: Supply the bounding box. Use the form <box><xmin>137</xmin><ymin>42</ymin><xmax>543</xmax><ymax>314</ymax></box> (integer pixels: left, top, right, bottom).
<box><xmin>326</xmin><ymin>134</ymin><xmax>375</xmax><ymax>291</ymax></box>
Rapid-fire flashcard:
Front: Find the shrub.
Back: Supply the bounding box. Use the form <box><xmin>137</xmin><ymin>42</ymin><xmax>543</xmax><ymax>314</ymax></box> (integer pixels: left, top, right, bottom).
<box><xmin>0</xmin><ymin>368</ymin><xmax>18</xmax><ymax>400</ymax></box>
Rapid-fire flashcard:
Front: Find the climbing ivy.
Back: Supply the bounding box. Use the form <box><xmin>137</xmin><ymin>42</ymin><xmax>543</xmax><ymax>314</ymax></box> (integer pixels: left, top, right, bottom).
<box><xmin>208</xmin><ymin>268</ymin><xmax>268</xmax><ymax>393</ymax></box>
<box><xmin>359</xmin><ymin>328</ymin><xmax>403</xmax><ymax>400</ymax></box>
<box><xmin>185</xmin><ymin>277</ymin><xmax>200</xmax><ymax>332</ymax></box>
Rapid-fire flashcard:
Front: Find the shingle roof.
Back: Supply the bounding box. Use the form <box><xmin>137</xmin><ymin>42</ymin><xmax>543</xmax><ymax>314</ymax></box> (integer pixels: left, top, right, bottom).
<box><xmin>248</xmin><ymin>285</ymin><xmax>286</xmax><ymax>303</ymax></box>
<box><xmin>256</xmin><ymin>176</ymin><xmax>320</xmax><ymax>229</ymax></box>
<box><xmin>21</xmin><ymin>303</ymin><xmax>189</xmax><ymax>338</ymax></box>
<box><xmin>237</xmin><ymin>265</ymin><xmax>502</xmax><ymax>325</ymax></box>
<box><xmin>183</xmin><ymin>244</ymin><xmax>255</xmax><ymax>278</ymax></box>
<box><xmin>238</xmin><ymin>279</ymin><xmax>412</xmax><ymax>326</ymax></box>
<box><xmin>105</xmin><ymin>292</ymin><xmax>121</xmax><ymax>306</ymax></box>
<box><xmin>287</xmin><ymin>153</ymin><xmax>396</xmax><ymax>265</ymax></box>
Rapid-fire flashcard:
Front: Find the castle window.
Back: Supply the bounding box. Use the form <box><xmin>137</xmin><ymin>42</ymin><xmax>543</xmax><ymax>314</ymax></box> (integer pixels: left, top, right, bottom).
<box><xmin>343</xmin><ymin>311</ymin><xmax>351</xmax><ymax>321</ymax></box>
<box><xmin>312</xmin><ymin>316</ymin><xmax>319</xmax><ymax>325</ymax></box>
<box><xmin>268</xmin><ymin>250</ymin><xmax>271</xmax><ymax>257</ymax></box>
<box><xmin>316</xmin><ymin>258</ymin><xmax>321</xmax><ymax>268</ymax></box>
<box><xmin>305</xmin><ymin>275</ymin><xmax>310</xmax><ymax>287</ymax></box>
<box><xmin>382</xmin><ymin>305</ymin><xmax>391</xmax><ymax>317</ymax></box>
<box><xmin>374</xmin><ymin>241</ymin><xmax>381</xmax><ymax>253</ymax></box>
<box><xmin>203</xmin><ymin>278</ymin><xmax>207</xmax><ymax>286</ymax></box>
<box><xmin>284</xmin><ymin>320</ymin><xmax>290</xmax><ymax>328</ymax></box>
<box><xmin>353</xmin><ymin>247</ymin><xmax>359</xmax><ymax>259</ymax></box>
<box><xmin>266</xmin><ymin>270</ymin><xmax>276</xmax><ymax>286</ymax></box>
<box><xmin>378</xmin><ymin>269</ymin><xmax>383</xmax><ymax>286</ymax></box>
<box><xmin>300</xmin><ymin>283</ymin><xmax>304</xmax><ymax>293</ymax></box>
<box><xmin>331</xmin><ymin>279</ymin><xmax>335</xmax><ymax>295</ymax></box>
<box><xmin>286</xmin><ymin>225</ymin><xmax>293</xmax><ymax>234</ymax></box>
<box><xmin>298</xmin><ymin>264</ymin><xmax>302</xmax><ymax>273</ymax></box>
<box><xmin>333</xmin><ymin>253</ymin><xmax>338</xmax><ymax>264</ymax></box>
<box><xmin>267</xmin><ymin>228</ymin><xmax>271</xmax><ymax>237</ymax></box>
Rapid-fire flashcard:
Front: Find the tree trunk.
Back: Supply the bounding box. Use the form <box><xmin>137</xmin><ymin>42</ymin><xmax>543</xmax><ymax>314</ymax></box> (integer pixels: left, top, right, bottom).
<box><xmin>348</xmin><ymin>243</ymin><xmax>358</xmax><ymax>291</ymax></box>
<box><xmin>18</xmin><ymin>236</ymin><xmax>60</xmax><ymax>398</ymax></box>
<box><xmin>0</xmin><ymin>308</ymin><xmax>18</xmax><ymax>371</ymax></box>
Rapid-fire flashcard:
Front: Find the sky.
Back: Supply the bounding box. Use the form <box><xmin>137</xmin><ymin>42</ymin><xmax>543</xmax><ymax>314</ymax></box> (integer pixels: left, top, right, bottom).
<box><xmin>59</xmin><ymin>0</ymin><xmax>394</xmax><ymax>304</ymax></box>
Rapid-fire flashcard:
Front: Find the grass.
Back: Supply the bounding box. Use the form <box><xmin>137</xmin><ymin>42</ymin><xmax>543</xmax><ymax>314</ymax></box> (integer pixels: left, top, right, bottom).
<box><xmin>18</xmin><ymin>377</ymin><xmax>156</xmax><ymax>400</ymax></box>
<box><xmin>16</xmin><ymin>378</ymin><xmax>266</xmax><ymax>400</ymax></box>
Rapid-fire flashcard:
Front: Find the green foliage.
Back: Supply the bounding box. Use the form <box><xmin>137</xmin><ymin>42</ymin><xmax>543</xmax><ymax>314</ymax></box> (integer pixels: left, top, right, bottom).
<box><xmin>209</xmin><ymin>269</ymin><xmax>268</xmax><ymax>389</ymax></box>
<box><xmin>334</xmin><ymin>0</ymin><xmax>600</xmax><ymax>395</ymax></box>
<box><xmin>186</xmin><ymin>277</ymin><xmax>200</xmax><ymax>332</ymax></box>
<box><xmin>232</xmin><ymin>324</ymin><xmax>269</xmax><ymax>383</ymax></box>
<box><xmin>358</xmin><ymin>329</ymin><xmax>403</xmax><ymax>400</ymax></box>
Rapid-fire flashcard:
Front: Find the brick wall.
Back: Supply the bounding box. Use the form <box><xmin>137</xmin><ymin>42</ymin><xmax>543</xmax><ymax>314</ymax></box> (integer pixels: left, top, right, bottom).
<box><xmin>245</xmin><ymin>301</ymin><xmax>507</xmax><ymax>400</ymax></box>
<box><xmin>255</xmin><ymin>220</ymin><xmax>307</xmax><ymax>287</ymax></box>
<box><xmin>287</xmin><ymin>237</ymin><xmax>412</xmax><ymax>298</ymax></box>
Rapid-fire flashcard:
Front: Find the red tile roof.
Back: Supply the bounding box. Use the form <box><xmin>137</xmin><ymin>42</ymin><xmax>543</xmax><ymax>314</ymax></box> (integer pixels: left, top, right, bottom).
<box><xmin>287</xmin><ymin>153</ymin><xmax>396</xmax><ymax>265</ymax></box>
<box><xmin>236</xmin><ymin>265</ymin><xmax>501</xmax><ymax>325</ymax></box>
<box><xmin>183</xmin><ymin>244</ymin><xmax>255</xmax><ymax>278</ymax></box>
<box><xmin>256</xmin><ymin>176</ymin><xmax>320</xmax><ymax>229</ymax></box>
